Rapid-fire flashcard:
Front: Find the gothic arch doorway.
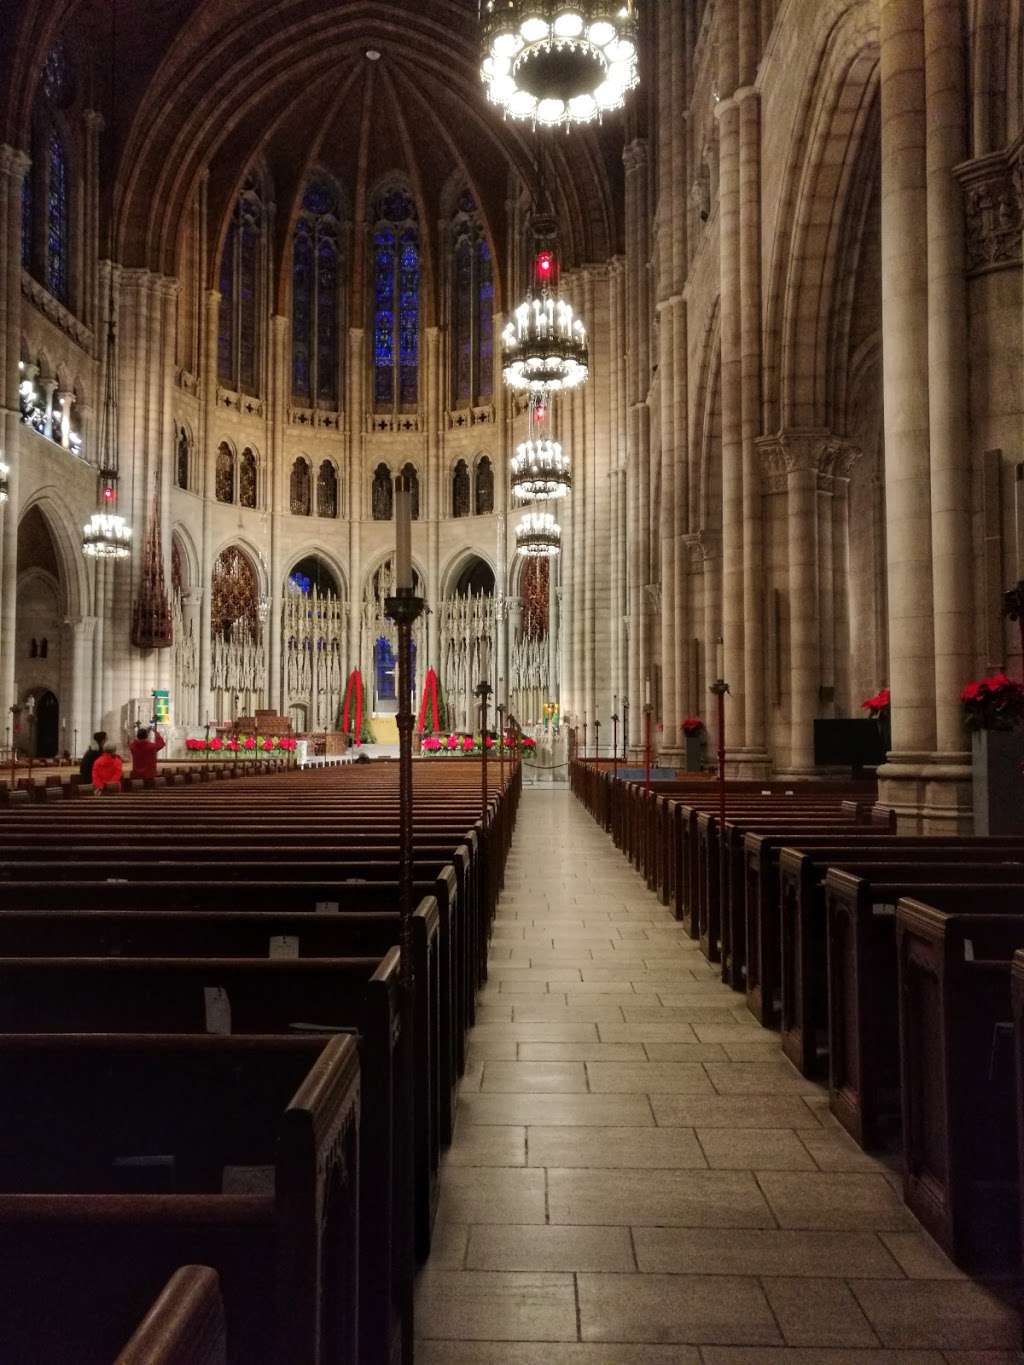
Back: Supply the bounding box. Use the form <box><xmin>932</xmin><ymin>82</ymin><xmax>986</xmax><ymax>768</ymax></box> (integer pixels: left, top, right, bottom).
<box><xmin>34</xmin><ymin>690</ymin><xmax>59</xmax><ymax>758</ymax></box>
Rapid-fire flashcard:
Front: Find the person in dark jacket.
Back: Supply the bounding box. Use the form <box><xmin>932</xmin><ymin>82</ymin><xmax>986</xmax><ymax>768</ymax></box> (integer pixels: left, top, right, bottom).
<box><xmin>79</xmin><ymin>731</ymin><xmax>107</xmax><ymax>784</ymax></box>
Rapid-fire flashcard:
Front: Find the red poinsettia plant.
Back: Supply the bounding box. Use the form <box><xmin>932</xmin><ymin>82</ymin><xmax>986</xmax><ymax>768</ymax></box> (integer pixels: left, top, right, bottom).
<box><xmin>960</xmin><ymin>673</ymin><xmax>1024</xmax><ymax>732</ymax></box>
<box><xmin>681</xmin><ymin>716</ymin><xmax>704</xmax><ymax>736</ymax></box>
<box><xmin>861</xmin><ymin>688</ymin><xmax>891</xmax><ymax>719</ymax></box>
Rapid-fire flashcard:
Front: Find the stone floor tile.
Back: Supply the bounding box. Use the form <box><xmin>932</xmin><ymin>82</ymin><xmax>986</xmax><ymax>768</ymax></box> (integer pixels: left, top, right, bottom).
<box><xmin>701</xmin><ymin>1351</ymin><xmax>945</xmax><ymax>1365</ymax></box>
<box><xmin>415</xmin><ymin>1347</ymin><xmax>702</xmax><ymax>1365</ymax></box>
<box><xmin>651</xmin><ymin>1094</ymin><xmax>824</xmax><ymax>1129</ymax></box>
<box><xmin>877</xmin><ymin>1231</ymin><xmax>967</xmax><ymax>1280</ymax></box>
<box><xmin>799</xmin><ymin>1128</ymin><xmax>899</xmax><ymax>1174</ymax></box>
<box><xmin>758</xmin><ymin>1172</ymin><xmax>920</xmax><ymax>1231</ymax></box>
<box><xmin>517</xmin><ymin>1041</ymin><xmax>647</xmax><ymax>1062</ymax></box>
<box><xmin>414</xmin><ymin>1269</ymin><xmax>578</xmax><ymax>1341</ymax></box>
<box><xmin>444</xmin><ymin>1124</ymin><xmax>527</xmax><ymax>1167</ymax></box>
<box><xmin>762</xmin><ymin>1277</ymin><xmax>880</xmax><ymax>1347</ymax></box>
<box><xmin>598</xmin><ymin>1022</ymin><xmax>701</xmax><ymax>1043</ymax></box>
<box><xmin>721</xmin><ymin>1041</ymin><xmax>791</xmax><ymax>1061</ymax></box>
<box><xmin>622</xmin><ymin>1004</ymin><xmax>748</xmax><ymax>1022</ymax></box>
<box><xmin>465</xmin><ymin>1222</ymin><xmax>635</xmax><ymax>1271</ymax></box>
<box><xmin>458</xmin><ymin>1092</ymin><xmax>655</xmax><ymax>1127</ymax></box>
<box><xmin>527</xmin><ymin>1124</ymin><xmax>707</xmax><ymax>1170</ymax></box>
<box><xmin>425</xmin><ymin>1219</ymin><xmax>470</xmax><ymax>1268</ymax></box>
<box><xmin>642</xmin><ymin>1042</ymin><xmax>730</xmax><ymax>1061</ymax></box>
<box><xmin>465</xmin><ymin>1040</ymin><xmax>519</xmax><ymax>1064</ymax></box>
<box><xmin>435</xmin><ymin>1166</ymin><xmax>547</xmax><ymax>1225</ymax></box>
<box><xmin>470</xmin><ymin>1022</ymin><xmax>600</xmax><ymax>1043</ymax></box>
<box><xmin>633</xmin><ymin>1226</ymin><xmax>901</xmax><ymax>1277</ymax></box>
<box><xmin>586</xmin><ymin>1061</ymin><xmax>715</xmax><ymax>1093</ymax></box>
<box><xmin>704</xmin><ymin>1061</ymin><xmax>822</xmax><ymax>1095</ymax></box>
<box><xmin>512</xmin><ymin>1003</ymin><xmax>628</xmax><ymax>1022</ymax></box>
<box><xmin>496</xmin><ymin>981</ymin><xmax>555</xmax><ymax>995</ymax></box>
<box><xmin>576</xmin><ymin>1272</ymin><xmax>781</xmax><ymax>1345</ymax></box>
<box><xmin>481</xmin><ymin>1060</ymin><xmax>589</xmax><ymax>1093</ymax></box>
<box><xmin>851</xmin><ymin>1279</ymin><xmax>1023</xmax><ymax>1349</ymax></box>
<box><xmin>548</xmin><ymin>1167</ymin><xmax>774</xmax><ymax>1227</ymax></box>
<box><xmin>697</xmin><ymin>1127</ymin><xmax>818</xmax><ymax>1171</ymax></box>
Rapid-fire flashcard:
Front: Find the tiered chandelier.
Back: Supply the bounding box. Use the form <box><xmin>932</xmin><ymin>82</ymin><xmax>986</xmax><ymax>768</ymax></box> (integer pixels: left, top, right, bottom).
<box><xmin>480</xmin><ymin>1</ymin><xmax>639</xmax><ymax>129</ymax></box>
<box><xmin>502</xmin><ymin>224</ymin><xmax>589</xmax><ymax>396</ymax></box>
<box><xmin>511</xmin><ymin>399</ymin><xmax>571</xmax><ymax>501</ymax></box>
<box><xmin>515</xmin><ymin>510</ymin><xmax>562</xmax><ymax>557</ymax></box>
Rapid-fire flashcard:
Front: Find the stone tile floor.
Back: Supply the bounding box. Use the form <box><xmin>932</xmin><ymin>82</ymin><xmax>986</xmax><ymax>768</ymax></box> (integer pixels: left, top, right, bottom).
<box><xmin>414</xmin><ymin>787</ymin><xmax>1024</xmax><ymax>1364</ymax></box>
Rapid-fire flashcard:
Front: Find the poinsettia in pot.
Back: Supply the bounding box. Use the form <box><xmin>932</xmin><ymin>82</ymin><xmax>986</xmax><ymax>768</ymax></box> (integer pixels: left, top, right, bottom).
<box><xmin>861</xmin><ymin>687</ymin><xmax>891</xmax><ymax>755</ymax></box>
<box><xmin>681</xmin><ymin>716</ymin><xmax>705</xmax><ymax>772</ymax></box>
<box><xmin>961</xmin><ymin>673</ymin><xmax>1024</xmax><ymax>835</ymax></box>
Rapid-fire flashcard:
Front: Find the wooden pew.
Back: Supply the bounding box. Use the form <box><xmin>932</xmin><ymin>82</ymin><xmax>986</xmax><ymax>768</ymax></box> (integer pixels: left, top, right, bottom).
<box><xmin>0</xmin><ymin>1035</ymin><xmax>358</xmax><ymax>1365</ymax></box>
<box><xmin>778</xmin><ymin>850</ymin><xmax>1024</xmax><ymax>1075</ymax></box>
<box><xmin>897</xmin><ymin>902</ymin><xmax>1024</xmax><ymax>1269</ymax></box>
<box><xmin>115</xmin><ymin>1266</ymin><xmax>226</xmax><ymax>1365</ymax></box>
<box><xmin>828</xmin><ymin>873</ymin><xmax>1024</xmax><ymax>1148</ymax></box>
<box><xmin>0</xmin><ymin>955</ymin><xmax>403</xmax><ymax>1365</ymax></box>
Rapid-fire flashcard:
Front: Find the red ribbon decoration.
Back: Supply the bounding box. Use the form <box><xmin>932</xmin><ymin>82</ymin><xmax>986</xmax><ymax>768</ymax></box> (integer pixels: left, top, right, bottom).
<box><xmin>341</xmin><ymin>669</ymin><xmax>364</xmax><ymax>747</ymax></box>
<box><xmin>417</xmin><ymin>667</ymin><xmax>440</xmax><ymax>735</ymax></box>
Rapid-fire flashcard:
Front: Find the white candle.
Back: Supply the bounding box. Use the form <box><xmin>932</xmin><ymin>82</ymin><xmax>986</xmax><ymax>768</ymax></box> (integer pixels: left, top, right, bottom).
<box><xmin>715</xmin><ymin>638</ymin><xmax>724</xmax><ymax>681</ymax></box>
<box><xmin>395</xmin><ymin>475</ymin><xmax>412</xmax><ymax>591</ymax></box>
<box><xmin>644</xmin><ymin>678</ymin><xmax>651</xmax><ymax>706</ymax></box>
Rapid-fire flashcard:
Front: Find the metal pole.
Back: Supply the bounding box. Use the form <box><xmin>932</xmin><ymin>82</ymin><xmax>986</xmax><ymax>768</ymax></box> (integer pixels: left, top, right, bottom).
<box><xmin>593</xmin><ymin>719</ymin><xmax>601</xmax><ymax>762</ymax></box>
<box><xmin>497</xmin><ymin>702</ymin><xmax>506</xmax><ymax>789</ymax></box>
<box><xmin>622</xmin><ymin>699</ymin><xmax>630</xmax><ymax>758</ymax></box>
<box><xmin>611</xmin><ymin>714</ymin><xmax>619</xmax><ymax>781</ymax></box>
<box><xmin>644</xmin><ymin>704</ymin><xmax>652</xmax><ymax>794</ymax></box>
<box><xmin>475</xmin><ymin>679</ymin><xmax>492</xmax><ymax>824</ymax></box>
<box><xmin>710</xmin><ymin>676</ymin><xmax>730</xmax><ymax>852</ymax></box>
<box><xmin>583</xmin><ymin>714</ymin><xmax>588</xmax><ymax>761</ymax></box>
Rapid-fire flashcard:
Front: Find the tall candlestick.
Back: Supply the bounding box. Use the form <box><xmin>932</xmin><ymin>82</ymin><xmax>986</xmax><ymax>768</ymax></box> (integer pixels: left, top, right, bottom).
<box><xmin>715</xmin><ymin>637</ymin><xmax>724</xmax><ymax>682</ymax></box>
<box><xmin>644</xmin><ymin>678</ymin><xmax>651</xmax><ymax>707</ymax></box>
<box><xmin>395</xmin><ymin>474</ymin><xmax>412</xmax><ymax>591</ymax></box>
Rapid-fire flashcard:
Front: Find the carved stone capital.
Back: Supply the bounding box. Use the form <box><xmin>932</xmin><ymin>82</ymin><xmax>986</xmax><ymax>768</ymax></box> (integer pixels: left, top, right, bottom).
<box><xmin>0</xmin><ymin>144</ymin><xmax>31</xmax><ymax>179</ymax></box>
<box><xmin>623</xmin><ymin>139</ymin><xmax>649</xmax><ymax>174</ymax></box>
<box><xmin>757</xmin><ymin>430</ymin><xmax>862</xmax><ymax>487</ymax></box>
<box><xmin>954</xmin><ymin>135</ymin><xmax>1024</xmax><ymax>275</ymax></box>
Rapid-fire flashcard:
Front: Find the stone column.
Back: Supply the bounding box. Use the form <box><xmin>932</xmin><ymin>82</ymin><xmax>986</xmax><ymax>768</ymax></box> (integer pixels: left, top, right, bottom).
<box><xmin>268</xmin><ymin>315</ymin><xmax>288</xmax><ymax>710</ymax></box>
<box><xmin>878</xmin><ymin>0</ymin><xmax>937</xmax><ymax>813</ymax></box>
<box><xmin>924</xmin><ymin>0</ymin><xmax>973</xmax><ymax>803</ymax></box>
<box><xmin>346</xmin><ymin>328</ymin><xmax>365</xmax><ymax>673</ymax></box>
<box><xmin>426</xmin><ymin>326</ymin><xmax>442</xmax><ymax>671</ymax></box>
<box><xmin>773</xmin><ymin>435</ymin><xmax>820</xmax><ymax>774</ymax></box>
<box><xmin>624</xmin><ymin>139</ymin><xmax>651</xmax><ymax>756</ymax></box>
<box><xmin>70</xmin><ymin>616</ymin><xmax>97</xmax><ymax>751</ymax></box>
<box><xmin>198</xmin><ymin>289</ymin><xmax>220</xmax><ymax>727</ymax></box>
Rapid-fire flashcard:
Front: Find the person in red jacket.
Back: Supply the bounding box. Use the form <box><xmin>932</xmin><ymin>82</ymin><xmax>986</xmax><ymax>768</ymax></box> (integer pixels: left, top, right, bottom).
<box><xmin>91</xmin><ymin>746</ymin><xmax>123</xmax><ymax>793</ymax></box>
<box><xmin>129</xmin><ymin>724</ymin><xmax>166</xmax><ymax>780</ymax></box>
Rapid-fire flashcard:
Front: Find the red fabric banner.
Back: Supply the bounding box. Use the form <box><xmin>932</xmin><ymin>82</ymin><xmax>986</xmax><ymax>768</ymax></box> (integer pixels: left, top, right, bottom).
<box><xmin>417</xmin><ymin>667</ymin><xmax>440</xmax><ymax>734</ymax></box>
<box><xmin>341</xmin><ymin>669</ymin><xmax>364</xmax><ymax>747</ymax></box>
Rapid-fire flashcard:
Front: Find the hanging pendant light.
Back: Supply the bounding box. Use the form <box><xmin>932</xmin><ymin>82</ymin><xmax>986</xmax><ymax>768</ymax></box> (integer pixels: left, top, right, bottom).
<box><xmin>515</xmin><ymin>509</ymin><xmax>562</xmax><ymax>557</ymax></box>
<box><xmin>502</xmin><ymin>219</ymin><xmax>589</xmax><ymax>394</ymax></box>
<box><xmin>480</xmin><ymin>1</ymin><xmax>639</xmax><ymax>129</ymax></box>
<box><xmin>83</xmin><ymin>0</ymin><xmax>132</xmax><ymax>561</ymax></box>
<box><xmin>511</xmin><ymin>397</ymin><xmax>572</xmax><ymax>500</ymax></box>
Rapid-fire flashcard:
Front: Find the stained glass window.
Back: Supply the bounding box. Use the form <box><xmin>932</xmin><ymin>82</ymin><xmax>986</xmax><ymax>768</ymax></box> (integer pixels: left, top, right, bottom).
<box><xmin>475</xmin><ymin>456</ymin><xmax>494</xmax><ymax>515</ymax></box>
<box><xmin>452</xmin><ymin>460</ymin><xmax>470</xmax><ymax>518</ymax></box>
<box><xmin>402</xmin><ymin>462</ymin><xmax>420</xmax><ymax>521</ymax></box>
<box><xmin>372</xmin><ymin>463</ymin><xmax>393</xmax><ymax>521</ymax></box>
<box><xmin>46</xmin><ymin>132</ymin><xmax>69</xmax><ymax>304</ymax></box>
<box><xmin>521</xmin><ymin>556</ymin><xmax>550</xmax><ymax>639</ymax></box>
<box><xmin>239</xmin><ymin>448</ymin><xmax>257</xmax><ymax>508</ymax></box>
<box><xmin>292</xmin><ymin>176</ymin><xmax>342</xmax><ymax>405</ymax></box>
<box><xmin>317</xmin><ymin>461</ymin><xmax>339</xmax><ymax>518</ymax></box>
<box><xmin>212</xmin><ymin>546</ymin><xmax>259</xmax><ymax>637</ymax></box>
<box><xmin>215</xmin><ymin>443</ymin><xmax>235</xmax><ymax>503</ymax></box>
<box><xmin>290</xmin><ymin>458</ymin><xmax>311</xmax><ymax>516</ymax></box>
<box><xmin>449</xmin><ymin>193</ymin><xmax>494</xmax><ymax>407</ymax></box>
<box><xmin>176</xmin><ymin>428</ymin><xmax>190</xmax><ymax>490</ymax></box>
<box><xmin>217</xmin><ymin>181</ymin><xmax>265</xmax><ymax>394</ymax></box>
<box><xmin>21</xmin><ymin>174</ymin><xmax>32</xmax><ymax>270</ymax></box>
<box><xmin>43</xmin><ymin>44</ymin><xmax>74</xmax><ymax>109</ymax></box>
<box><xmin>371</xmin><ymin>187</ymin><xmax>419</xmax><ymax>410</ymax></box>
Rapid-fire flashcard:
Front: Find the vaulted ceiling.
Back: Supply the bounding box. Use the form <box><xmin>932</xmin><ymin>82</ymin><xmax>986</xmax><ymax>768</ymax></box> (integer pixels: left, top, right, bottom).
<box><xmin>2</xmin><ymin>0</ymin><xmax>627</xmax><ymax>295</ymax></box>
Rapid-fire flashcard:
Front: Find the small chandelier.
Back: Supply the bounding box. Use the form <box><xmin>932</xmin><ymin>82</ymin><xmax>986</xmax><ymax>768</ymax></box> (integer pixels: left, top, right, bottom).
<box><xmin>83</xmin><ymin>475</ymin><xmax>132</xmax><ymax>559</ymax></box>
<box><xmin>502</xmin><ymin>230</ymin><xmax>588</xmax><ymax>394</ymax></box>
<box><xmin>515</xmin><ymin>509</ymin><xmax>562</xmax><ymax>557</ymax></box>
<box><xmin>480</xmin><ymin>1</ymin><xmax>639</xmax><ymax>128</ymax></box>
<box><xmin>0</xmin><ymin>461</ymin><xmax>8</xmax><ymax>504</ymax></box>
<box><xmin>511</xmin><ymin>398</ymin><xmax>571</xmax><ymax>500</ymax></box>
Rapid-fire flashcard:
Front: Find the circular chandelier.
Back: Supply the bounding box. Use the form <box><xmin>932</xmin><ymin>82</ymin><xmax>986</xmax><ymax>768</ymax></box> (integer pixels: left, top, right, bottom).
<box><xmin>480</xmin><ymin>1</ymin><xmax>639</xmax><ymax>128</ymax></box>
<box><xmin>502</xmin><ymin>242</ymin><xmax>589</xmax><ymax>394</ymax></box>
<box><xmin>511</xmin><ymin>398</ymin><xmax>572</xmax><ymax>500</ymax></box>
<box><xmin>82</xmin><ymin>479</ymin><xmax>132</xmax><ymax>559</ymax></box>
<box><xmin>515</xmin><ymin>510</ymin><xmax>562</xmax><ymax>557</ymax></box>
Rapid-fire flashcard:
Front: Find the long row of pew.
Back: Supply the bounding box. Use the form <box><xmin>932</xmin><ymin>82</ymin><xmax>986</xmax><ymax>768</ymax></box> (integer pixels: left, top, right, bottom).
<box><xmin>572</xmin><ymin>758</ymin><xmax>1024</xmax><ymax>1291</ymax></box>
<box><xmin>0</xmin><ymin>757</ymin><xmax>520</xmax><ymax>1363</ymax></box>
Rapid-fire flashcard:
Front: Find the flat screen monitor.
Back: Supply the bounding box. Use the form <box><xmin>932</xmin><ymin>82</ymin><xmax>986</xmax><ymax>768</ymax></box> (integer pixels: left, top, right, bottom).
<box><xmin>813</xmin><ymin>718</ymin><xmax>885</xmax><ymax>773</ymax></box>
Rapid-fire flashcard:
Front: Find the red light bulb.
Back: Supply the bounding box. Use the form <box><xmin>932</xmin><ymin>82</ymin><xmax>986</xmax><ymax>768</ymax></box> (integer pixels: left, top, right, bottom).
<box><xmin>103</xmin><ymin>487</ymin><xmax>113</xmax><ymax>501</ymax></box>
<box><xmin>536</xmin><ymin>250</ymin><xmax>554</xmax><ymax>279</ymax></box>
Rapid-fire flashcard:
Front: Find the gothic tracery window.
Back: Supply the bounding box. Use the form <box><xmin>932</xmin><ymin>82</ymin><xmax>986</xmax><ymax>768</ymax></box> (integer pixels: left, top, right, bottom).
<box><xmin>218</xmin><ymin>177</ymin><xmax>266</xmax><ymax>394</ymax></box>
<box><xmin>215</xmin><ymin>442</ymin><xmax>235</xmax><ymax>504</ymax></box>
<box><xmin>371</xmin><ymin>186</ymin><xmax>420</xmax><ymax>411</ymax></box>
<box><xmin>475</xmin><ymin>456</ymin><xmax>494</xmax><ymax>515</ymax></box>
<box><xmin>372</xmin><ymin>463</ymin><xmax>393</xmax><ymax>521</ymax></box>
<box><xmin>402</xmin><ymin>462</ymin><xmax>420</xmax><ymax>520</ymax></box>
<box><xmin>239</xmin><ymin>448</ymin><xmax>257</xmax><ymax>508</ymax></box>
<box><xmin>317</xmin><ymin>461</ymin><xmax>339</xmax><ymax>519</ymax></box>
<box><xmin>521</xmin><ymin>556</ymin><xmax>550</xmax><ymax>638</ymax></box>
<box><xmin>292</xmin><ymin>176</ymin><xmax>343</xmax><ymax>406</ymax></box>
<box><xmin>290</xmin><ymin>458</ymin><xmax>312</xmax><ymax>516</ymax></box>
<box><xmin>452</xmin><ymin>459</ymin><xmax>470</xmax><ymax>518</ymax></box>
<box><xmin>21</xmin><ymin>176</ymin><xmax>32</xmax><ymax>271</ymax></box>
<box><xmin>176</xmin><ymin>428</ymin><xmax>190</xmax><ymax>491</ymax></box>
<box><xmin>46</xmin><ymin>131</ymin><xmax>69</xmax><ymax>304</ymax></box>
<box><xmin>212</xmin><ymin>546</ymin><xmax>259</xmax><ymax>637</ymax></box>
<box><xmin>450</xmin><ymin>191</ymin><xmax>494</xmax><ymax>407</ymax></box>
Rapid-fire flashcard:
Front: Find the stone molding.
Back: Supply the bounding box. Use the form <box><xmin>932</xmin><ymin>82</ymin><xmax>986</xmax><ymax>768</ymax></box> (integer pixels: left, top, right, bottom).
<box><xmin>21</xmin><ymin>271</ymin><xmax>94</xmax><ymax>351</ymax></box>
<box><xmin>954</xmin><ymin>134</ymin><xmax>1024</xmax><ymax>276</ymax></box>
<box><xmin>289</xmin><ymin>407</ymin><xmax>344</xmax><ymax>432</ymax></box>
<box><xmin>217</xmin><ymin>386</ymin><xmax>264</xmax><ymax>419</ymax></box>
<box><xmin>756</xmin><ymin>430</ymin><xmax>862</xmax><ymax>493</ymax></box>
<box><xmin>445</xmin><ymin>404</ymin><xmax>494</xmax><ymax>430</ymax></box>
<box><xmin>365</xmin><ymin>412</ymin><xmax>421</xmax><ymax>434</ymax></box>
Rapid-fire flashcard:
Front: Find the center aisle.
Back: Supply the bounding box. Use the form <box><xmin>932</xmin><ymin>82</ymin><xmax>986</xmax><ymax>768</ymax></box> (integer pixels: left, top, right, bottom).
<box><xmin>414</xmin><ymin>786</ymin><xmax>1020</xmax><ymax>1362</ymax></box>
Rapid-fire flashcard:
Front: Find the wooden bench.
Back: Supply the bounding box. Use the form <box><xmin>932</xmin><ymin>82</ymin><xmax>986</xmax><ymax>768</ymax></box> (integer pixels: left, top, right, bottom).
<box><xmin>0</xmin><ymin>955</ymin><xmax>402</xmax><ymax>1365</ymax></box>
<box><xmin>0</xmin><ymin>1034</ymin><xmax>359</xmax><ymax>1365</ymax></box>
<box><xmin>115</xmin><ymin>1266</ymin><xmax>226</xmax><ymax>1365</ymax></box>
<box><xmin>778</xmin><ymin>850</ymin><xmax>1024</xmax><ymax>1075</ymax></box>
<box><xmin>897</xmin><ymin>901</ymin><xmax>1024</xmax><ymax>1270</ymax></box>
<box><xmin>827</xmin><ymin>872</ymin><xmax>1024</xmax><ymax>1149</ymax></box>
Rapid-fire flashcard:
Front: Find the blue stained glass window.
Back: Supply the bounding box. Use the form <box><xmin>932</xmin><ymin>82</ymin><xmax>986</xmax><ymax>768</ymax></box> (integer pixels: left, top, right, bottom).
<box><xmin>478</xmin><ymin>239</ymin><xmax>494</xmax><ymax>399</ymax></box>
<box><xmin>238</xmin><ymin>217</ymin><xmax>259</xmax><ymax>392</ymax></box>
<box><xmin>449</xmin><ymin>193</ymin><xmax>494</xmax><ymax>406</ymax></box>
<box><xmin>46</xmin><ymin>132</ymin><xmax>68</xmax><ymax>303</ymax></box>
<box><xmin>217</xmin><ymin>221</ymin><xmax>236</xmax><ymax>382</ymax></box>
<box><xmin>292</xmin><ymin>224</ymin><xmax>313</xmax><ymax>400</ymax></box>
<box><xmin>398</xmin><ymin>231</ymin><xmax>419</xmax><ymax>407</ymax></box>
<box><xmin>218</xmin><ymin>184</ymin><xmax>265</xmax><ymax>394</ymax></box>
<box><xmin>374</xmin><ymin>228</ymin><xmax>396</xmax><ymax>406</ymax></box>
<box><xmin>453</xmin><ymin>237</ymin><xmax>473</xmax><ymax>404</ymax></box>
<box><xmin>316</xmin><ymin>235</ymin><xmax>338</xmax><ymax>404</ymax></box>
<box><xmin>21</xmin><ymin>175</ymin><xmax>31</xmax><ymax>270</ymax></box>
<box><xmin>303</xmin><ymin>181</ymin><xmax>337</xmax><ymax>217</ymax></box>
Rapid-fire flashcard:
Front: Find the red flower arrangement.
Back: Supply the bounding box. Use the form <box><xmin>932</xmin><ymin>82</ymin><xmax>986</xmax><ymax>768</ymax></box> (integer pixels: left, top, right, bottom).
<box><xmin>243</xmin><ymin>736</ymin><xmax>256</xmax><ymax>751</ymax></box>
<box><xmin>681</xmin><ymin>716</ymin><xmax>704</xmax><ymax>736</ymax></box>
<box><xmin>861</xmin><ymin>688</ymin><xmax>891</xmax><ymax>719</ymax></box>
<box><xmin>521</xmin><ymin>736</ymin><xmax>537</xmax><ymax>750</ymax></box>
<box><xmin>209</xmin><ymin>737</ymin><xmax>223</xmax><ymax>752</ymax></box>
<box><xmin>960</xmin><ymin>673</ymin><xmax>1024</xmax><ymax>732</ymax></box>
